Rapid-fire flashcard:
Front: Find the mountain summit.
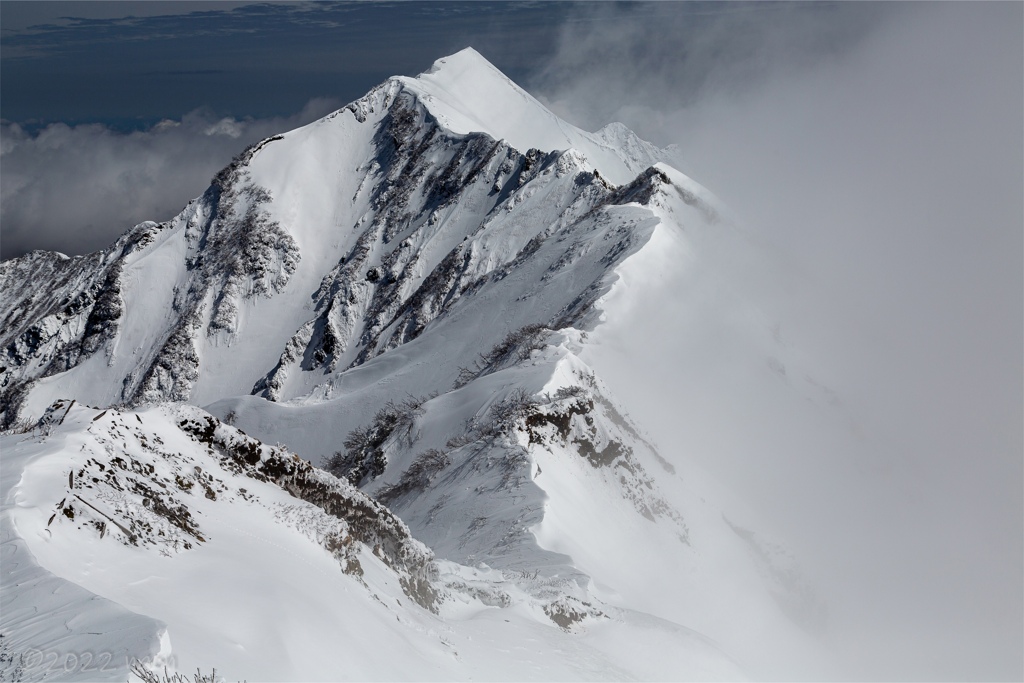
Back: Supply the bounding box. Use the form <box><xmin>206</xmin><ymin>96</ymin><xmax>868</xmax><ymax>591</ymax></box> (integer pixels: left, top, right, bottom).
<box><xmin>399</xmin><ymin>48</ymin><xmax>668</xmax><ymax>184</ymax></box>
<box><xmin>0</xmin><ymin>49</ymin><xmax>820</xmax><ymax>680</ymax></box>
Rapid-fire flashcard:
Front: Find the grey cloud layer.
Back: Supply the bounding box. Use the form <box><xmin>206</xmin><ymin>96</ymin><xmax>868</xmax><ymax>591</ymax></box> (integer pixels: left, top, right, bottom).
<box><xmin>0</xmin><ymin>2</ymin><xmax>570</xmax><ymax>126</ymax></box>
<box><xmin>0</xmin><ymin>98</ymin><xmax>340</xmax><ymax>260</ymax></box>
<box><xmin>531</xmin><ymin>3</ymin><xmax>1022</xmax><ymax>680</ymax></box>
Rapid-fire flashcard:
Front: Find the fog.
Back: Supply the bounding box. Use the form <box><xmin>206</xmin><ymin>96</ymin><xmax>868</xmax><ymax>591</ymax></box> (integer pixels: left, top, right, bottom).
<box><xmin>0</xmin><ymin>98</ymin><xmax>340</xmax><ymax>260</ymax></box>
<box><xmin>532</xmin><ymin>3</ymin><xmax>1022</xmax><ymax>680</ymax></box>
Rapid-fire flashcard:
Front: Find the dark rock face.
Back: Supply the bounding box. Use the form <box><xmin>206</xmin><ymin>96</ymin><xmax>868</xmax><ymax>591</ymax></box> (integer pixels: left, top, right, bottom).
<box><xmin>175</xmin><ymin>409</ymin><xmax>441</xmax><ymax>611</ymax></box>
<box><xmin>0</xmin><ymin>234</ymin><xmax>134</xmax><ymax>426</ymax></box>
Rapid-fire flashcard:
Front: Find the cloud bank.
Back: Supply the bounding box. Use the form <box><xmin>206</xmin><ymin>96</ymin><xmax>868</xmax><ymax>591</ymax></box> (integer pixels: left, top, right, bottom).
<box><xmin>1</xmin><ymin>98</ymin><xmax>341</xmax><ymax>260</ymax></box>
<box><xmin>532</xmin><ymin>3</ymin><xmax>1022</xmax><ymax>680</ymax></box>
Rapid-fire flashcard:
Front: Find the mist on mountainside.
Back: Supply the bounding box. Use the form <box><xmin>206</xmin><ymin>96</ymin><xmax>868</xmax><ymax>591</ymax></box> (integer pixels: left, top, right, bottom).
<box><xmin>531</xmin><ymin>3</ymin><xmax>1022</xmax><ymax>680</ymax></box>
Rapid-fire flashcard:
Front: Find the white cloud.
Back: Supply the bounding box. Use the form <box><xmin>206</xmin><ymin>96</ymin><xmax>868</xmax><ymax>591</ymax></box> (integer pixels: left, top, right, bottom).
<box><xmin>0</xmin><ymin>97</ymin><xmax>341</xmax><ymax>260</ymax></box>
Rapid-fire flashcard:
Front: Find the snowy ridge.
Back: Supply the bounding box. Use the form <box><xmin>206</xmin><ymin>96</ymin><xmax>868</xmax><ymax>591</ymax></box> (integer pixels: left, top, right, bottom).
<box><xmin>1</xmin><ymin>401</ymin><xmax>746</xmax><ymax>681</ymax></box>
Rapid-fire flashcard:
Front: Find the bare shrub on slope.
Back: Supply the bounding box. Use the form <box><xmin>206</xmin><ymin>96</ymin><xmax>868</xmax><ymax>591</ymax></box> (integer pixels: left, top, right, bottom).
<box><xmin>453</xmin><ymin>324</ymin><xmax>549</xmax><ymax>389</ymax></box>
<box><xmin>325</xmin><ymin>394</ymin><xmax>436</xmax><ymax>487</ymax></box>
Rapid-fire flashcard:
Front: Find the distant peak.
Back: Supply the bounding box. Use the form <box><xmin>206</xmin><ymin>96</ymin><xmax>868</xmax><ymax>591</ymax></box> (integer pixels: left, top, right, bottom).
<box><xmin>597</xmin><ymin>122</ymin><xmax>631</xmax><ymax>135</ymax></box>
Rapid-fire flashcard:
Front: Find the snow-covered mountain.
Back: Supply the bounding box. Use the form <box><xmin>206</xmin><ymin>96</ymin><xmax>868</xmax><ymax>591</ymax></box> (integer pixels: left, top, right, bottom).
<box><xmin>1</xmin><ymin>48</ymin><xmax>823</xmax><ymax>681</ymax></box>
<box><xmin>0</xmin><ymin>47</ymin><xmax>683</xmax><ymax>418</ymax></box>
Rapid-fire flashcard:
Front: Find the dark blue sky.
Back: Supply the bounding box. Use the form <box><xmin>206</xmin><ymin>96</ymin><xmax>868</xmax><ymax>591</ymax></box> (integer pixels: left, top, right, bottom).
<box><xmin>1</xmin><ymin>1</ymin><xmax>582</xmax><ymax>130</ymax></box>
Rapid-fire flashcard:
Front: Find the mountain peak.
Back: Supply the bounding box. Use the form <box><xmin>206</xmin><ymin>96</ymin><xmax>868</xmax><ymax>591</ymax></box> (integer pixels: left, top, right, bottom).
<box><xmin>398</xmin><ymin>47</ymin><xmax>668</xmax><ymax>185</ymax></box>
<box><xmin>422</xmin><ymin>46</ymin><xmax>497</xmax><ymax>77</ymax></box>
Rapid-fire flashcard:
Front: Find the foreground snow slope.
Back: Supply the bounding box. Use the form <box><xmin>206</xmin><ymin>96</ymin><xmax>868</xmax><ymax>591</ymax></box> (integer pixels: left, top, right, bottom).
<box><xmin>1</xmin><ymin>402</ymin><xmax>745</xmax><ymax>681</ymax></box>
